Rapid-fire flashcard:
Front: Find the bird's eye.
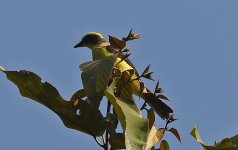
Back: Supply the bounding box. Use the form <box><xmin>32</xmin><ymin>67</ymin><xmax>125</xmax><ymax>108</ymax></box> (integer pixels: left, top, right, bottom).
<box><xmin>83</xmin><ymin>35</ymin><xmax>100</xmax><ymax>46</ymax></box>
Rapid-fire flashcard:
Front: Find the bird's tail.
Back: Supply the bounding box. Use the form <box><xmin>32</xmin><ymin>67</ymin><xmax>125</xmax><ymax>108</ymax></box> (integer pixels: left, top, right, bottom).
<box><xmin>141</xmin><ymin>88</ymin><xmax>173</xmax><ymax>120</ymax></box>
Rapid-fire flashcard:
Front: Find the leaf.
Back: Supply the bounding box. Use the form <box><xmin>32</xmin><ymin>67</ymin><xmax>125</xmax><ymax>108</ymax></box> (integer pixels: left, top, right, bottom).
<box><xmin>0</xmin><ymin>66</ymin><xmax>5</xmax><ymax>71</ymax></box>
<box><xmin>147</xmin><ymin>108</ymin><xmax>155</xmax><ymax>130</ymax></box>
<box><xmin>115</xmin><ymin>69</ymin><xmax>135</xmax><ymax>100</ymax></box>
<box><xmin>116</xmin><ymin>53</ymin><xmax>131</xmax><ymax>65</ymax></box>
<box><xmin>154</xmin><ymin>80</ymin><xmax>164</xmax><ymax>94</ymax></box>
<box><xmin>109</xmin><ymin>133</ymin><xmax>126</xmax><ymax>149</ymax></box>
<box><xmin>70</xmin><ymin>89</ymin><xmax>86</xmax><ymax>102</ymax></box>
<box><xmin>144</xmin><ymin>126</ymin><xmax>166</xmax><ymax>150</ymax></box>
<box><xmin>122</xmin><ymin>29</ymin><xmax>141</xmax><ymax>42</ymax></box>
<box><xmin>190</xmin><ymin>125</ymin><xmax>208</xmax><ymax>149</ymax></box>
<box><xmin>142</xmin><ymin>72</ymin><xmax>155</xmax><ymax>81</ymax></box>
<box><xmin>122</xmin><ymin>47</ymin><xmax>131</xmax><ymax>53</ymax></box>
<box><xmin>109</xmin><ymin>35</ymin><xmax>126</xmax><ymax>50</ymax></box>
<box><xmin>167</xmin><ymin>114</ymin><xmax>177</xmax><ymax>124</ymax></box>
<box><xmin>111</xmin><ymin>67</ymin><xmax>122</xmax><ymax>79</ymax></box>
<box><xmin>102</xmin><ymin>113</ymin><xmax>118</xmax><ymax>134</ymax></box>
<box><xmin>156</xmin><ymin>87</ymin><xmax>164</xmax><ymax>94</ymax></box>
<box><xmin>160</xmin><ymin>140</ymin><xmax>170</xmax><ymax>150</ymax></box>
<box><xmin>190</xmin><ymin>125</ymin><xmax>237</xmax><ymax>150</ymax></box>
<box><xmin>80</xmin><ymin>53</ymin><xmax>118</xmax><ymax>108</ymax></box>
<box><xmin>142</xmin><ymin>64</ymin><xmax>151</xmax><ymax>75</ymax></box>
<box><xmin>105</xmin><ymin>78</ymin><xmax>149</xmax><ymax>150</ymax></box>
<box><xmin>156</xmin><ymin>95</ymin><xmax>169</xmax><ymax>101</ymax></box>
<box><xmin>168</xmin><ymin>128</ymin><xmax>181</xmax><ymax>143</ymax></box>
<box><xmin>231</xmin><ymin>134</ymin><xmax>238</xmax><ymax>146</ymax></box>
<box><xmin>139</xmin><ymin>82</ymin><xmax>145</xmax><ymax>97</ymax></box>
<box><xmin>1</xmin><ymin>69</ymin><xmax>105</xmax><ymax>136</ymax></box>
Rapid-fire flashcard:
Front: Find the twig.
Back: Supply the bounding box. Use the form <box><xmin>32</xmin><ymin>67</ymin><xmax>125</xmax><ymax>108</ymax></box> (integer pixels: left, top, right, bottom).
<box><xmin>104</xmin><ymin>101</ymin><xmax>111</xmax><ymax>150</ymax></box>
<box><xmin>107</xmin><ymin>101</ymin><xmax>111</xmax><ymax>114</ymax></box>
<box><xmin>140</xmin><ymin>101</ymin><xmax>147</xmax><ymax>111</ymax></box>
<box><xmin>165</xmin><ymin>114</ymin><xmax>177</xmax><ymax>130</ymax></box>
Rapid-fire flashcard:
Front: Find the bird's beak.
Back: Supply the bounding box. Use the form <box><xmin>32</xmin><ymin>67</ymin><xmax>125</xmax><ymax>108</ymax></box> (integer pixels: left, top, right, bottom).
<box><xmin>74</xmin><ymin>41</ymin><xmax>84</xmax><ymax>48</ymax></box>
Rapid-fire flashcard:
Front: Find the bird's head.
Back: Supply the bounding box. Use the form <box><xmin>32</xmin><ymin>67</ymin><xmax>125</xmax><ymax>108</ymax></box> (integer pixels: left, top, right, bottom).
<box><xmin>74</xmin><ymin>32</ymin><xmax>106</xmax><ymax>49</ymax></box>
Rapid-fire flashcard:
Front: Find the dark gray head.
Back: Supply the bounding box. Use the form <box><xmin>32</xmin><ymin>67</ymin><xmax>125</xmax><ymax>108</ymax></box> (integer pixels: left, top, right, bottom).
<box><xmin>74</xmin><ymin>32</ymin><xmax>105</xmax><ymax>48</ymax></box>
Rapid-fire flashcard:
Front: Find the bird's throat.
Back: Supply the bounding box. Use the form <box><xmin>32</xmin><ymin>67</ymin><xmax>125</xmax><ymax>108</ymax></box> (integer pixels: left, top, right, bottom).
<box><xmin>91</xmin><ymin>47</ymin><xmax>112</xmax><ymax>60</ymax></box>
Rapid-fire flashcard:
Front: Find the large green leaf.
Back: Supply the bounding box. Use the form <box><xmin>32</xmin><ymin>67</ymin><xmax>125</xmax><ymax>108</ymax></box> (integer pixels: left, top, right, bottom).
<box><xmin>105</xmin><ymin>78</ymin><xmax>149</xmax><ymax>150</ymax></box>
<box><xmin>191</xmin><ymin>125</ymin><xmax>237</xmax><ymax>150</ymax></box>
<box><xmin>1</xmin><ymin>68</ymin><xmax>105</xmax><ymax>136</ymax></box>
<box><xmin>80</xmin><ymin>53</ymin><xmax>118</xmax><ymax>108</ymax></box>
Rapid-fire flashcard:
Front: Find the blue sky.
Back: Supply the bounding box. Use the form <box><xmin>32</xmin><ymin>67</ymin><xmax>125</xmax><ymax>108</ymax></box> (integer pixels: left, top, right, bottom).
<box><xmin>0</xmin><ymin>1</ymin><xmax>238</xmax><ymax>149</ymax></box>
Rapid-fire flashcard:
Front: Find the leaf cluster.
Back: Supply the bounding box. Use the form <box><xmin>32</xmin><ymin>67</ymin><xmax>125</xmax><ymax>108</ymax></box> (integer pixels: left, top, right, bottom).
<box><xmin>191</xmin><ymin>126</ymin><xmax>238</xmax><ymax>150</ymax></box>
<box><xmin>0</xmin><ymin>30</ymin><xmax>179</xmax><ymax>150</ymax></box>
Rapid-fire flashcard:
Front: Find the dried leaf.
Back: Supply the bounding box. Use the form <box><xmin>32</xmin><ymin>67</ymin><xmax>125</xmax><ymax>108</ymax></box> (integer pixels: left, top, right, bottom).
<box><xmin>147</xmin><ymin>108</ymin><xmax>155</xmax><ymax>129</ymax></box>
<box><xmin>142</xmin><ymin>72</ymin><xmax>155</xmax><ymax>81</ymax></box>
<box><xmin>156</xmin><ymin>95</ymin><xmax>169</xmax><ymax>100</ymax></box>
<box><xmin>123</xmin><ymin>29</ymin><xmax>140</xmax><ymax>42</ymax></box>
<box><xmin>168</xmin><ymin>128</ymin><xmax>181</xmax><ymax>143</ymax></box>
<box><xmin>142</xmin><ymin>64</ymin><xmax>151</xmax><ymax>75</ymax></box>
<box><xmin>109</xmin><ymin>35</ymin><xmax>126</xmax><ymax>50</ymax></box>
<box><xmin>160</xmin><ymin>140</ymin><xmax>170</xmax><ymax>150</ymax></box>
<box><xmin>167</xmin><ymin>114</ymin><xmax>177</xmax><ymax>124</ymax></box>
<box><xmin>139</xmin><ymin>82</ymin><xmax>145</xmax><ymax>98</ymax></box>
<box><xmin>122</xmin><ymin>47</ymin><xmax>131</xmax><ymax>53</ymax></box>
<box><xmin>144</xmin><ymin>126</ymin><xmax>166</xmax><ymax>150</ymax></box>
<box><xmin>117</xmin><ymin>53</ymin><xmax>131</xmax><ymax>65</ymax></box>
<box><xmin>154</xmin><ymin>80</ymin><xmax>159</xmax><ymax>94</ymax></box>
<box><xmin>156</xmin><ymin>87</ymin><xmax>164</xmax><ymax>93</ymax></box>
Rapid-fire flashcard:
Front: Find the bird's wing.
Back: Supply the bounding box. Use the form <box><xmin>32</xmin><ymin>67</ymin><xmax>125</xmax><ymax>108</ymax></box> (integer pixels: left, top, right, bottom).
<box><xmin>106</xmin><ymin>45</ymin><xmax>140</xmax><ymax>76</ymax></box>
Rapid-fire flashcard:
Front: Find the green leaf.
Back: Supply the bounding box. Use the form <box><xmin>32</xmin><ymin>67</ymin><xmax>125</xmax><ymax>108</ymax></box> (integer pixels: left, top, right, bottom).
<box><xmin>168</xmin><ymin>128</ymin><xmax>181</xmax><ymax>143</ymax></box>
<box><xmin>109</xmin><ymin>133</ymin><xmax>126</xmax><ymax>149</ymax></box>
<box><xmin>1</xmin><ymin>70</ymin><xmax>105</xmax><ymax>136</ymax></box>
<box><xmin>105</xmin><ymin>78</ymin><xmax>149</xmax><ymax>150</ymax></box>
<box><xmin>80</xmin><ymin>53</ymin><xmax>118</xmax><ymax>108</ymax></box>
<box><xmin>231</xmin><ymin>134</ymin><xmax>238</xmax><ymax>146</ymax></box>
<box><xmin>190</xmin><ymin>125</ymin><xmax>237</xmax><ymax>150</ymax></box>
<box><xmin>160</xmin><ymin>140</ymin><xmax>170</xmax><ymax>150</ymax></box>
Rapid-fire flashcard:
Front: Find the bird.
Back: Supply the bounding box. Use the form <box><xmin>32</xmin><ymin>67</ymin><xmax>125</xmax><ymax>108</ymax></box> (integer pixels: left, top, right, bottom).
<box><xmin>74</xmin><ymin>32</ymin><xmax>173</xmax><ymax>119</ymax></box>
